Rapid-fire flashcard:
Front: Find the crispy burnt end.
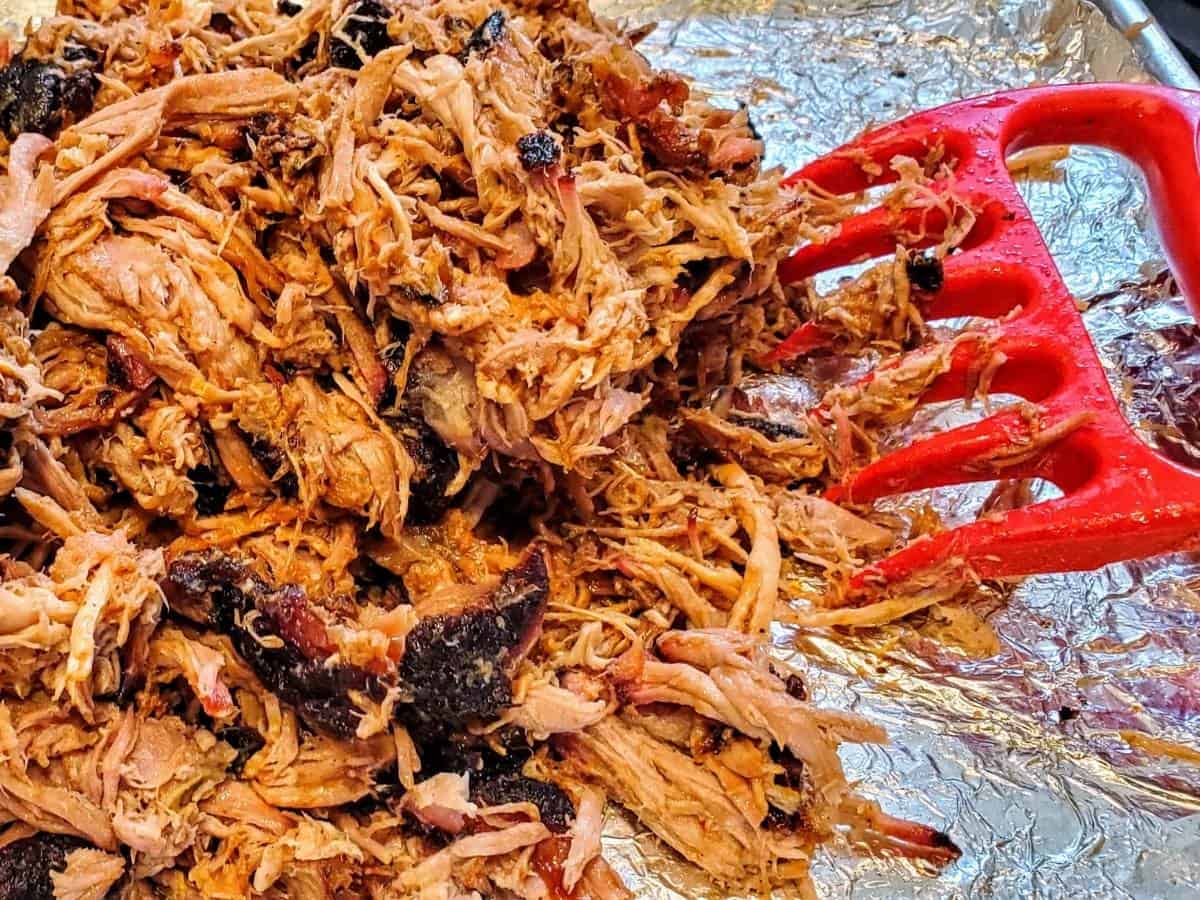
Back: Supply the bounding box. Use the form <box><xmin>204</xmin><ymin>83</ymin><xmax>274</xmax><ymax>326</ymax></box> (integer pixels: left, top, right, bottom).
<box><xmin>666</xmin><ymin>423</ymin><xmax>722</xmax><ymax>475</ymax></box>
<box><xmin>762</xmin><ymin>804</ymin><xmax>810</xmax><ymax>833</ymax></box>
<box><xmin>60</xmin><ymin>45</ymin><xmax>99</xmax><ymax>65</ymax></box>
<box><xmin>330</xmin><ymin>1</ymin><xmax>395</xmax><ymax>70</ymax></box>
<box><xmin>905</xmin><ymin>250</ymin><xmax>944</xmax><ymax>293</ymax></box>
<box><xmin>397</xmin><ymin>547</ymin><xmax>549</xmax><ymax>732</ymax></box>
<box><xmin>516</xmin><ymin>130</ymin><xmax>561</xmax><ymax>171</ymax></box>
<box><xmin>209</xmin><ymin>12</ymin><xmax>237</xmax><ymax>34</ymax></box>
<box><xmin>0</xmin><ymin>59</ymin><xmax>63</xmax><ymax>137</ymax></box>
<box><xmin>397</xmin><ymin>283</ymin><xmax>445</xmax><ymax>308</ymax></box>
<box><xmin>471</xmin><ymin>772</ymin><xmax>575</xmax><ymax>833</ymax></box>
<box><xmin>0</xmin><ymin>833</ymin><xmax>89</xmax><ymax>900</ymax></box>
<box><xmin>0</xmin><ymin>56</ymin><xmax>96</xmax><ymax>139</ymax></box>
<box><xmin>250</xmin><ymin>113</ymin><xmax>322</xmax><ymax>178</ymax></box>
<box><xmin>761</xmin><ymin>744</ymin><xmax>811</xmax><ymax>832</ymax></box>
<box><xmin>461</xmin><ymin>10</ymin><xmax>505</xmax><ymax>59</ymax></box>
<box><xmin>784</xmin><ymin>673</ymin><xmax>807</xmax><ymax>701</ymax></box>
<box><xmin>162</xmin><ymin>550</ymin><xmax>260</xmax><ymax>627</ymax></box>
<box><xmin>164</xmin><ymin>553</ymin><xmax>387</xmax><ymax>739</ymax></box>
<box><xmin>230</xmin><ymin>617</ymin><xmax>382</xmax><ymax>739</ymax></box>
<box><xmin>188</xmin><ymin>464</ymin><xmax>231</xmax><ymax>517</ymax></box>
<box><xmin>404</xmin><ymin>418</ymin><xmax>460</xmax><ymax>526</ymax></box>
<box><xmin>247</xmin><ymin>434</ymin><xmax>298</xmax><ymax>497</ymax></box>
<box><xmin>421</xmin><ymin>730</ymin><xmax>535</xmax><ymax>782</ymax></box>
<box><xmin>352</xmin><ymin>554</ymin><xmax>410</xmax><ymax>608</ymax></box>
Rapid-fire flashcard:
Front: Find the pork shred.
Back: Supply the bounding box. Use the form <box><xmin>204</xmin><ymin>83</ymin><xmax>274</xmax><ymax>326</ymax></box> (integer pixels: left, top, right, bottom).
<box><xmin>0</xmin><ymin>0</ymin><xmax>964</xmax><ymax>896</ymax></box>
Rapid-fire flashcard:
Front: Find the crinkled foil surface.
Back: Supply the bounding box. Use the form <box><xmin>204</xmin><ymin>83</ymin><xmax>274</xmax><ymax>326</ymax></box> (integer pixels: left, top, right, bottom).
<box><xmin>4</xmin><ymin>0</ymin><xmax>1198</xmax><ymax>896</ymax></box>
<box><xmin>587</xmin><ymin>0</ymin><xmax>1200</xmax><ymax>897</ymax></box>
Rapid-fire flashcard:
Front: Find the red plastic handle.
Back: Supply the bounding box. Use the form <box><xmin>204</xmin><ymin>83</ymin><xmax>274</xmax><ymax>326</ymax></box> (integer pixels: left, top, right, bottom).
<box><xmin>785</xmin><ymin>84</ymin><xmax>1200</xmax><ymax>317</ymax></box>
<box><xmin>773</xmin><ymin>84</ymin><xmax>1200</xmax><ymax>593</ymax></box>
<box><xmin>1004</xmin><ymin>86</ymin><xmax>1200</xmax><ymax>319</ymax></box>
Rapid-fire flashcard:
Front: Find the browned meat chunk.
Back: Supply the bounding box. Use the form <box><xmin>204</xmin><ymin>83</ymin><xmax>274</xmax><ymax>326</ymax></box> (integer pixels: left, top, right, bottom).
<box><xmin>164</xmin><ymin>552</ymin><xmax>384</xmax><ymax>739</ymax></box>
<box><xmin>398</xmin><ymin>546</ymin><xmax>549</xmax><ymax>733</ymax></box>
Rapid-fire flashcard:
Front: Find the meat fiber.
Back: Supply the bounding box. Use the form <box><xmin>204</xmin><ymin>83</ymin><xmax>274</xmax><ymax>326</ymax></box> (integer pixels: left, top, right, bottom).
<box><xmin>0</xmin><ymin>530</ymin><xmax>164</xmax><ymax>715</ymax></box>
<box><xmin>0</xmin><ymin>133</ymin><xmax>53</xmax><ymax>275</ymax></box>
<box><xmin>49</xmin><ymin>847</ymin><xmax>124</xmax><ymax>900</ymax></box>
<box><xmin>558</xmin><ymin>715</ymin><xmax>793</xmax><ymax>888</ymax></box>
<box><xmin>0</xmin><ymin>0</ymin><xmax>967</xmax><ymax>895</ymax></box>
<box><xmin>508</xmin><ymin>681</ymin><xmax>608</xmax><ymax>738</ymax></box>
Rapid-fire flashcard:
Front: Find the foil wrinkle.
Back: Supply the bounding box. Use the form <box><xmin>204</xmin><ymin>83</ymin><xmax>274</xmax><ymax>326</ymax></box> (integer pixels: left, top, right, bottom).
<box><xmin>591</xmin><ymin>0</ymin><xmax>1200</xmax><ymax>896</ymax></box>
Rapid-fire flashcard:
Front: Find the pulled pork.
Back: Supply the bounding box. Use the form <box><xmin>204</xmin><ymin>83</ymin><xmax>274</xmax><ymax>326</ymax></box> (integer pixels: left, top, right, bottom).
<box><xmin>0</xmin><ymin>0</ymin><xmax>973</xmax><ymax>896</ymax></box>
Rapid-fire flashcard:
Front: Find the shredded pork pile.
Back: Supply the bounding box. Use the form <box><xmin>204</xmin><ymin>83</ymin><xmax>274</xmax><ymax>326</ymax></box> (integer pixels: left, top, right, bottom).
<box><xmin>0</xmin><ymin>0</ymin><xmax>969</xmax><ymax>896</ymax></box>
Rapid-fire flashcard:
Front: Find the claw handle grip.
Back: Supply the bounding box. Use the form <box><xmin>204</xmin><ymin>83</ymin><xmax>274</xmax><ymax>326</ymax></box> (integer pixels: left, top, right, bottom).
<box><xmin>1001</xmin><ymin>84</ymin><xmax>1200</xmax><ymax>321</ymax></box>
<box><xmin>775</xmin><ymin>84</ymin><xmax>1200</xmax><ymax>590</ymax></box>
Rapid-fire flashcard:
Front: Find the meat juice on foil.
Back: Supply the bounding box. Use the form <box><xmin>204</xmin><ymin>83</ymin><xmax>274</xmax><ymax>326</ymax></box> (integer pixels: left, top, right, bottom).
<box><xmin>589</xmin><ymin>0</ymin><xmax>1200</xmax><ymax>897</ymax></box>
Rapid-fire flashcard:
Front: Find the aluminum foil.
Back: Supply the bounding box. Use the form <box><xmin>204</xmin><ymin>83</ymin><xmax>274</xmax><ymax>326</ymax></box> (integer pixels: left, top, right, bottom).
<box><xmin>587</xmin><ymin>0</ymin><xmax>1200</xmax><ymax>897</ymax></box>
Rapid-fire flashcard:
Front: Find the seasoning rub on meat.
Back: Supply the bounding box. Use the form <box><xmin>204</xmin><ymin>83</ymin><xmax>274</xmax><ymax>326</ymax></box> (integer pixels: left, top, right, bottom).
<box><xmin>0</xmin><ymin>0</ymin><xmax>967</xmax><ymax>896</ymax></box>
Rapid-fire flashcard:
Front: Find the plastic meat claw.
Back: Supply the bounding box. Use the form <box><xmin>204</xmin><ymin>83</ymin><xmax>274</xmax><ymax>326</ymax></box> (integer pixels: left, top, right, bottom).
<box><xmin>772</xmin><ymin>84</ymin><xmax>1200</xmax><ymax>594</ymax></box>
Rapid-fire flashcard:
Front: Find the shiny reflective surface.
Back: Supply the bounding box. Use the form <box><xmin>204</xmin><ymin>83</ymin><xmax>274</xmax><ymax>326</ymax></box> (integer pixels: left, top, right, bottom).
<box><xmin>592</xmin><ymin>0</ymin><xmax>1200</xmax><ymax>896</ymax></box>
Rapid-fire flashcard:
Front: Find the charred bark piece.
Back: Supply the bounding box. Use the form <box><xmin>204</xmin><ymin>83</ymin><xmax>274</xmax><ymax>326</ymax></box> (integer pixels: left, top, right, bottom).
<box><xmin>162</xmin><ymin>551</ymin><xmax>256</xmax><ymax>626</ymax></box>
<box><xmin>462</xmin><ymin>11</ymin><xmax>506</xmax><ymax>58</ymax></box>
<box><xmin>246</xmin><ymin>434</ymin><xmax>298</xmax><ymax>497</ymax></box>
<box><xmin>727</xmin><ymin>413</ymin><xmax>807</xmax><ymax>442</ymax></box>
<box><xmin>905</xmin><ymin>250</ymin><xmax>944</xmax><ymax>293</ymax></box>
<box><xmin>398</xmin><ymin>546</ymin><xmax>549</xmax><ymax>731</ymax></box>
<box><xmin>231</xmin><ymin>622</ymin><xmax>381</xmax><ymax>738</ymax></box>
<box><xmin>516</xmin><ymin>131</ymin><xmax>561</xmax><ymax>170</ymax></box>
<box><xmin>0</xmin><ymin>833</ymin><xmax>89</xmax><ymax>900</ymax></box>
<box><xmin>260</xmin><ymin>583</ymin><xmax>335</xmax><ymax>657</ymax></box>
<box><xmin>218</xmin><ymin>726</ymin><xmax>266</xmax><ymax>776</ymax></box>
<box><xmin>250</xmin><ymin>113</ymin><xmax>321</xmax><ymax>178</ymax></box>
<box><xmin>343</xmin><ymin>774</ymin><xmax>404</xmax><ymax>817</ymax></box>
<box><xmin>188</xmin><ymin>465</ymin><xmax>231</xmax><ymax>517</ymax></box>
<box><xmin>784</xmin><ymin>673</ymin><xmax>807</xmax><ymax>701</ymax></box>
<box><xmin>471</xmin><ymin>772</ymin><xmax>574</xmax><ymax>833</ymax></box>
<box><xmin>404</xmin><ymin>418</ymin><xmax>460</xmax><ymax>526</ymax></box>
<box><xmin>419</xmin><ymin>729</ymin><xmax>535</xmax><ymax>783</ymax></box>
<box><xmin>0</xmin><ymin>57</ymin><xmax>96</xmax><ymax>139</ymax></box>
<box><xmin>0</xmin><ymin>60</ymin><xmax>64</xmax><ymax>137</ymax></box>
<box><xmin>353</xmin><ymin>554</ymin><xmax>410</xmax><ymax>608</ymax></box>
<box><xmin>330</xmin><ymin>1</ymin><xmax>395</xmax><ymax>70</ymax></box>
<box><xmin>164</xmin><ymin>553</ymin><xmax>385</xmax><ymax>739</ymax></box>
<box><xmin>666</xmin><ymin>424</ymin><xmax>722</xmax><ymax>475</ymax></box>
